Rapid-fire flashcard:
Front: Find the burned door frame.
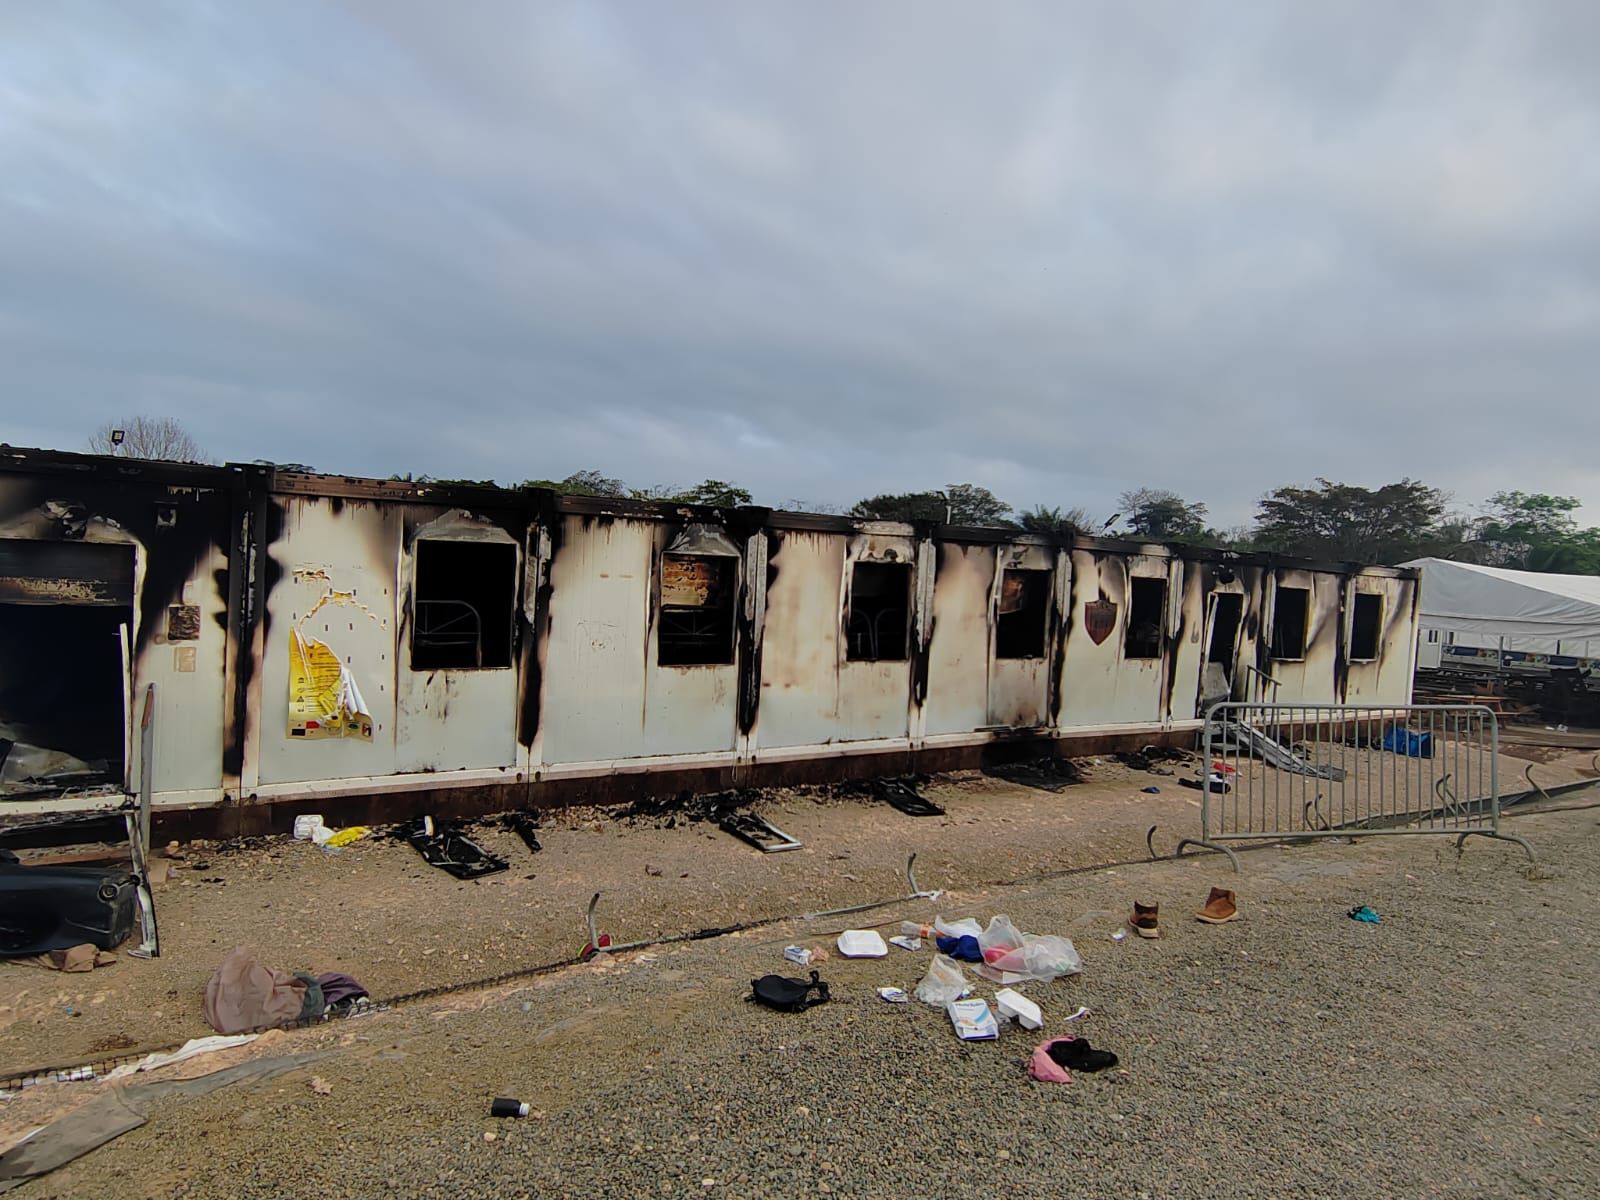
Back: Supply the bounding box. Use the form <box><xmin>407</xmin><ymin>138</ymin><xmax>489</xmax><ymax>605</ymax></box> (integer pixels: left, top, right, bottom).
<box><xmin>0</xmin><ymin>533</ymin><xmax>141</xmax><ymax>813</ymax></box>
<box><xmin>1198</xmin><ymin>585</ymin><xmax>1247</xmax><ymax>714</ymax></box>
<box><xmin>986</xmin><ymin>542</ymin><xmax>1059</xmax><ymax>730</ymax></box>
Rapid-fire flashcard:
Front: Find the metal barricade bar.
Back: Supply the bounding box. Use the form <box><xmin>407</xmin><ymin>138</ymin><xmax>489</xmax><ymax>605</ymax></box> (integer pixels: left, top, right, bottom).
<box><xmin>1176</xmin><ymin>703</ymin><xmax>1535</xmax><ymax>870</ymax></box>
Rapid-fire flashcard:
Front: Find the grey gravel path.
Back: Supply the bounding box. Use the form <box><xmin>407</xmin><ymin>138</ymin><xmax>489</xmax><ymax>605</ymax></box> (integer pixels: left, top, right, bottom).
<box><xmin>21</xmin><ymin>805</ymin><xmax>1600</xmax><ymax>1200</ymax></box>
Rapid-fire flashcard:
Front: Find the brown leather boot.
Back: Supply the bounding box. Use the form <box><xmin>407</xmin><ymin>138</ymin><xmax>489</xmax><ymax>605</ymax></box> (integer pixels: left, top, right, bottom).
<box><xmin>1129</xmin><ymin>901</ymin><xmax>1160</xmax><ymax>939</ymax></box>
<box><xmin>1196</xmin><ymin>887</ymin><xmax>1238</xmax><ymax>924</ymax></box>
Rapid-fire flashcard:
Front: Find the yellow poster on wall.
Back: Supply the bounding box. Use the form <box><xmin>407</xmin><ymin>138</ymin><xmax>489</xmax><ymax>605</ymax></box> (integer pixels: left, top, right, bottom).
<box><xmin>288</xmin><ymin>628</ymin><xmax>373</xmax><ymax>740</ymax></box>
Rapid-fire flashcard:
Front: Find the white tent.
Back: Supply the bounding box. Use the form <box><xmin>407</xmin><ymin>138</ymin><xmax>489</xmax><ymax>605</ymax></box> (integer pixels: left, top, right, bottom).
<box><xmin>1402</xmin><ymin>557</ymin><xmax>1600</xmax><ymax>657</ymax></box>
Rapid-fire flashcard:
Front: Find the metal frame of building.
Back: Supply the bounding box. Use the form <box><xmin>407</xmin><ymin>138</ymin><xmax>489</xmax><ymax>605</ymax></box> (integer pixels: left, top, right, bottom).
<box><xmin>0</xmin><ymin>446</ymin><xmax>1421</xmax><ymax>839</ymax></box>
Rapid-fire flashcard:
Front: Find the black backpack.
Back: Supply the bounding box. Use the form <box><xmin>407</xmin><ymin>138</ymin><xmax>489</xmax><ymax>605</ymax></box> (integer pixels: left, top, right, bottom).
<box><xmin>749</xmin><ymin>969</ymin><xmax>830</xmax><ymax>1013</ymax></box>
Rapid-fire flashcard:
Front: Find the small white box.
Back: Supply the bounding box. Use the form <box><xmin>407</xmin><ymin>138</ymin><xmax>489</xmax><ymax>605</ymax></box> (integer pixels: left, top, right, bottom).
<box><xmin>293</xmin><ymin>814</ymin><xmax>325</xmax><ymax>841</ymax></box>
<box><xmin>946</xmin><ymin>998</ymin><xmax>999</xmax><ymax>1041</ymax></box>
<box><xmin>993</xmin><ymin>987</ymin><xmax>1042</xmax><ymax>1030</ymax></box>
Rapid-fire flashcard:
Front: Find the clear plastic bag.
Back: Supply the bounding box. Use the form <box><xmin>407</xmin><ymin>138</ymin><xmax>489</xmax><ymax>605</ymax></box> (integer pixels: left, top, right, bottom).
<box><xmin>979</xmin><ymin>914</ymin><xmax>1025</xmax><ymax>959</ymax></box>
<box><xmin>914</xmin><ymin>954</ymin><xmax>970</xmax><ymax>1006</ymax></box>
<box><xmin>934</xmin><ymin>916</ymin><xmax>983</xmax><ymax>940</ymax></box>
<box><xmin>979</xmin><ymin>934</ymin><xmax>1083</xmax><ymax>982</ymax></box>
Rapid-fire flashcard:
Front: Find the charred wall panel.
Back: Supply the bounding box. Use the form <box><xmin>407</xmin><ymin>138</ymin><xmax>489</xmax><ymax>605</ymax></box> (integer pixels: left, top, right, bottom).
<box><xmin>256</xmin><ymin>497</ymin><xmax>401</xmax><ymax>786</ymax></box>
<box><xmin>923</xmin><ymin>543</ymin><xmax>995</xmax><ymax>736</ymax></box>
<box><xmin>987</xmin><ymin>543</ymin><xmax>1056</xmax><ymax>729</ymax></box>
<box><xmin>1058</xmin><ymin>550</ymin><xmax>1172</xmax><ymax>726</ymax></box>
<box><xmin>540</xmin><ymin>516</ymin><xmax>652</xmax><ymax>764</ymax></box>
<box><xmin>1264</xmin><ymin>567</ymin><xmax>1340</xmax><ymax>703</ymax></box>
<box><xmin>756</xmin><ymin>530</ymin><xmax>846</xmax><ymax>748</ymax></box>
<box><xmin>394</xmin><ymin>509</ymin><xmax>523</xmax><ymax>773</ymax></box>
<box><xmin>838</xmin><ymin>532</ymin><xmax>915</xmax><ymax>741</ymax></box>
<box><xmin>642</xmin><ymin>521</ymin><xmax>740</xmax><ymax>758</ymax></box>
<box><xmin>1341</xmin><ymin>573</ymin><xmax>1416</xmax><ymax>704</ymax></box>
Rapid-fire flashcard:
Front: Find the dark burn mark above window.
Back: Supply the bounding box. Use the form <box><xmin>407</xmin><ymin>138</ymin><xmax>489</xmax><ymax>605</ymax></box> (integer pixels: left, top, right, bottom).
<box><xmin>658</xmin><ymin>553</ymin><xmax>736</xmax><ymax>666</ymax></box>
<box><xmin>1271</xmin><ymin>585</ymin><xmax>1310</xmax><ymax>661</ymax></box>
<box><xmin>846</xmin><ymin>561</ymin><xmax>911</xmax><ymax>662</ymax></box>
<box><xmin>1349</xmin><ymin>592</ymin><xmax>1383</xmax><ymax>662</ymax></box>
<box><xmin>1124</xmin><ymin>577</ymin><xmax>1166</xmax><ymax>660</ymax></box>
<box><xmin>411</xmin><ymin>540</ymin><xmax>516</xmax><ymax>670</ymax></box>
<box><xmin>995</xmin><ymin>568</ymin><xmax>1050</xmax><ymax>659</ymax></box>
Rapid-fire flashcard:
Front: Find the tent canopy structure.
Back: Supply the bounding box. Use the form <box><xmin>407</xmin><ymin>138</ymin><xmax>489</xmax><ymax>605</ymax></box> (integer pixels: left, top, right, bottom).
<box><xmin>1402</xmin><ymin>557</ymin><xmax>1600</xmax><ymax>642</ymax></box>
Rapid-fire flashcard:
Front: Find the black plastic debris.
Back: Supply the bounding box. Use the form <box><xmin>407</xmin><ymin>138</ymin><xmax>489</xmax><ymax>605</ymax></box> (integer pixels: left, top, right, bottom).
<box><xmin>498</xmin><ymin>809</ymin><xmax>543</xmax><ymax>854</ymax></box>
<box><xmin>875</xmin><ymin>779</ymin><xmax>945</xmax><ymax>817</ymax></box>
<box><xmin>719</xmin><ymin>812</ymin><xmax>802</xmax><ymax>853</ymax></box>
<box><xmin>0</xmin><ymin>864</ymin><xmax>137</xmax><ymax>955</ymax></box>
<box><xmin>395</xmin><ymin>817</ymin><xmax>508</xmax><ymax>880</ymax></box>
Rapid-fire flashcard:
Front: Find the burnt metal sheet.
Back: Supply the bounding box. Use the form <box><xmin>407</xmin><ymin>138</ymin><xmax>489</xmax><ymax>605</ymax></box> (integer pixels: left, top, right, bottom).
<box><xmin>0</xmin><ymin>539</ymin><xmax>134</xmax><ymax>607</ymax></box>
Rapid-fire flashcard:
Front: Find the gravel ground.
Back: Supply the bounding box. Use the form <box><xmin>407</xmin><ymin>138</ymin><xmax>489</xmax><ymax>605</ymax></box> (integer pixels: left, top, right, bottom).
<box><xmin>7</xmin><ymin>799</ymin><xmax>1597</xmax><ymax>1200</ymax></box>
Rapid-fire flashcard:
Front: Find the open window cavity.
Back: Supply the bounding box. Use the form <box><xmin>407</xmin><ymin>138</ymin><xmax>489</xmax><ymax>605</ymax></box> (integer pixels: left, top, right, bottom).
<box><xmin>411</xmin><ymin>540</ymin><xmax>517</xmax><ymax>670</ymax></box>
<box><xmin>846</xmin><ymin>561</ymin><xmax>912</xmax><ymax>662</ymax></box>
<box><xmin>1207</xmin><ymin>592</ymin><xmax>1244</xmax><ymax>665</ymax></box>
<box><xmin>1124</xmin><ymin>577</ymin><xmax>1167</xmax><ymax>659</ymax></box>
<box><xmin>1270</xmin><ymin>585</ymin><xmax>1310</xmax><ymax>661</ymax></box>
<box><xmin>995</xmin><ymin>568</ymin><xmax>1051</xmax><ymax>659</ymax></box>
<box><xmin>1349</xmin><ymin>592</ymin><xmax>1383</xmax><ymax>662</ymax></box>
<box><xmin>658</xmin><ymin>553</ymin><xmax>737</xmax><ymax>666</ymax></box>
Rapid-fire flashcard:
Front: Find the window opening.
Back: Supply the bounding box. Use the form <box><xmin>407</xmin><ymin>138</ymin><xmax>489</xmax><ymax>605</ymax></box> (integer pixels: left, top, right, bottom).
<box><xmin>411</xmin><ymin>541</ymin><xmax>516</xmax><ymax>670</ymax></box>
<box><xmin>1124</xmin><ymin>577</ymin><xmax>1167</xmax><ymax>659</ymax></box>
<box><xmin>659</xmin><ymin>554</ymin><xmax>736</xmax><ymax>666</ymax></box>
<box><xmin>846</xmin><ymin>561</ymin><xmax>911</xmax><ymax>662</ymax></box>
<box><xmin>995</xmin><ymin>568</ymin><xmax>1050</xmax><ymax>659</ymax></box>
<box><xmin>1207</xmin><ymin>592</ymin><xmax>1244</xmax><ymax>666</ymax></box>
<box><xmin>1270</xmin><ymin>585</ymin><xmax>1310</xmax><ymax>661</ymax></box>
<box><xmin>1349</xmin><ymin>593</ymin><xmax>1383</xmax><ymax>662</ymax></box>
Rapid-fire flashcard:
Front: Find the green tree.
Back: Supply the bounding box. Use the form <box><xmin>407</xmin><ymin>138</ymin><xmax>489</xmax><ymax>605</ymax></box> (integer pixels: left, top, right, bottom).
<box><xmin>1251</xmin><ymin>478</ymin><xmax>1447</xmax><ymax>564</ymax></box>
<box><xmin>1017</xmin><ymin>504</ymin><xmax>1090</xmax><ymax>535</ymax></box>
<box><xmin>662</xmin><ymin>479</ymin><xmax>754</xmax><ymax>507</ymax></box>
<box><xmin>1118</xmin><ymin>488</ymin><xmax>1210</xmax><ymax>541</ymax></box>
<box><xmin>1477</xmin><ymin>492</ymin><xmax>1600</xmax><ymax>572</ymax></box>
<box><xmin>519</xmin><ymin>469</ymin><xmax>630</xmax><ymax>497</ymax></box>
<box><xmin>850</xmin><ymin>484</ymin><xmax>1012</xmax><ymax>526</ymax></box>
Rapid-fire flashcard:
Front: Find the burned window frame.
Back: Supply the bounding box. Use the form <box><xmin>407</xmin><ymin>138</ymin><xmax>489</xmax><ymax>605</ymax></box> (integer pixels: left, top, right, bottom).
<box><xmin>657</xmin><ymin>552</ymin><xmax>738</xmax><ymax>667</ymax></box>
<box><xmin>409</xmin><ymin>539</ymin><xmax>519</xmax><ymax>671</ymax></box>
<box><xmin>1348</xmin><ymin>592</ymin><xmax>1383</xmax><ymax>663</ymax></box>
<box><xmin>1270</xmin><ymin>584</ymin><xmax>1311</xmax><ymax>662</ymax></box>
<box><xmin>994</xmin><ymin>567</ymin><xmax>1052</xmax><ymax>660</ymax></box>
<box><xmin>845</xmin><ymin>560</ymin><xmax>913</xmax><ymax>663</ymax></box>
<box><xmin>1123</xmin><ymin>576</ymin><xmax>1167</xmax><ymax>660</ymax></box>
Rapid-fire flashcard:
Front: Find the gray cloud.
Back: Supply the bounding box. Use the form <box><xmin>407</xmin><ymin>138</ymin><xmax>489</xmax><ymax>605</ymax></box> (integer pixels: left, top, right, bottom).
<box><xmin>2</xmin><ymin>0</ymin><xmax>1597</xmax><ymax>526</ymax></box>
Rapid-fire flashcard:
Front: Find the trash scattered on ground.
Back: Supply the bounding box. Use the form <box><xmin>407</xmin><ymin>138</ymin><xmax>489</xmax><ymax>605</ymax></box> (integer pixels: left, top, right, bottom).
<box><xmin>1063</xmin><ymin>1005</ymin><xmax>1091</xmax><ymax>1022</ymax></box>
<box><xmin>1112</xmin><ymin>928</ymin><xmax>1128</xmax><ymax>943</ymax></box>
<box><xmin>876</xmin><ymin>986</ymin><xmax>909</xmax><ymax>1004</ymax></box>
<box><xmin>749</xmin><ymin>969</ymin><xmax>830</xmax><ymax>1012</ymax></box>
<box><xmin>396</xmin><ymin>816</ymin><xmax>509</xmax><ymax>880</ymax></box>
<box><xmin>901</xmin><ymin>921</ymin><xmax>935</xmax><ymax>939</ymax></box>
<box><xmin>873</xmin><ymin>778</ymin><xmax>946</xmax><ymax>817</ymax></box>
<box><xmin>1029</xmin><ymin>1038</ymin><xmax>1074</xmax><ymax>1083</ymax></box>
<box><xmin>0</xmin><ymin>862</ymin><xmax>137</xmax><ymax>956</ymax></box>
<box><xmin>836</xmin><ymin>929</ymin><xmax>888</xmax><ymax>958</ymax></box>
<box><xmin>6</xmin><ymin>944</ymin><xmax>117</xmax><ymax>972</ymax></box>
<box><xmin>1046</xmin><ymin>1036</ymin><xmax>1119</xmax><ymax>1072</ymax></box>
<box><xmin>1380</xmin><ymin>728</ymin><xmax>1433</xmax><ymax>758</ymax></box>
<box><xmin>106</xmin><ymin>1034</ymin><xmax>258</xmax><ymax>1079</ymax></box>
<box><xmin>1141</xmin><ymin>785</ymin><xmax>1162</xmax><ymax>794</ymax></box>
<box><xmin>784</xmin><ymin>945</ymin><xmax>813</xmax><ymax>966</ymax></box>
<box><xmin>1114</xmin><ymin>746</ymin><xmax>1191</xmax><ymax>774</ymax></box>
<box><xmin>324</xmin><ymin>826</ymin><xmax>368</xmax><ymax>849</ymax></box>
<box><xmin>1129</xmin><ymin>902</ymin><xmax>1160</xmax><ymax>939</ymax></box>
<box><xmin>491</xmin><ymin>1098</ymin><xmax>532</xmax><ymax>1118</ymax></box>
<box><xmin>309</xmin><ymin>1075</ymin><xmax>334</xmax><ymax>1095</ymax></box>
<box><xmin>1197</xmin><ymin>887</ymin><xmax>1239</xmax><ymax>924</ymax></box>
<box><xmin>1348</xmin><ymin>905</ymin><xmax>1382</xmax><ymax>924</ymax></box>
<box><xmin>292</xmin><ymin>815</ymin><xmax>325</xmax><ymax>840</ymax></box>
<box><xmin>935</xmin><ymin>933</ymin><xmax>983</xmax><ymax>962</ymax></box>
<box><xmin>719</xmin><ymin>812</ymin><xmax>803</xmax><ymax>853</ymax></box>
<box><xmin>914</xmin><ymin>955</ymin><xmax>971</xmax><ymax>1006</ymax></box>
<box><xmin>1180</xmin><ymin>774</ymin><xmax>1231</xmax><ymax>794</ymax></box>
<box><xmin>971</xmin><ymin>915</ymin><xmax>1083</xmax><ymax>983</ymax></box>
<box><xmin>498</xmin><ymin>809</ymin><xmax>544</xmax><ymax>853</ymax></box>
<box><xmin>1210</xmin><ymin>761</ymin><xmax>1238</xmax><ymax>775</ymax></box>
<box><xmin>947</xmin><ymin>998</ymin><xmax>999</xmax><ymax>1041</ymax></box>
<box><xmin>888</xmin><ymin>935</ymin><xmax>922</xmax><ymax>952</ymax></box>
<box><xmin>993</xmin><ymin>987</ymin><xmax>1042</xmax><ymax>1029</ymax></box>
<box><xmin>202</xmin><ymin>946</ymin><xmax>369</xmax><ymax>1033</ymax></box>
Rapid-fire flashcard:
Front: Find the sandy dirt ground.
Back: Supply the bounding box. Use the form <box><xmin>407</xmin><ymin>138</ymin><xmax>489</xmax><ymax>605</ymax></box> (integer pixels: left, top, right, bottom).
<box><xmin>3</xmin><ymin>745</ymin><xmax>1594</xmax><ymax>1076</ymax></box>
<box><xmin>2</xmin><ymin>791</ymin><xmax>1596</xmax><ymax>1198</ymax></box>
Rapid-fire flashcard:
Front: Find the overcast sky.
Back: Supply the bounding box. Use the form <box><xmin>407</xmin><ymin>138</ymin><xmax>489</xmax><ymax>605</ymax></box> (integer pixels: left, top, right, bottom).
<box><xmin>2</xmin><ymin>1</ymin><xmax>1597</xmax><ymax>526</ymax></box>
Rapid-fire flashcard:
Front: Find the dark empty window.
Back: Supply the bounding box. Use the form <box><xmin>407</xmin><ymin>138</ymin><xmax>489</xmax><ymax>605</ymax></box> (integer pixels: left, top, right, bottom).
<box><xmin>1349</xmin><ymin>593</ymin><xmax>1382</xmax><ymax>661</ymax></box>
<box><xmin>846</xmin><ymin>562</ymin><xmax>911</xmax><ymax>662</ymax></box>
<box><xmin>1124</xmin><ymin>577</ymin><xmax>1167</xmax><ymax>659</ymax></box>
<box><xmin>1207</xmin><ymin>593</ymin><xmax>1244</xmax><ymax>665</ymax></box>
<box><xmin>412</xmin><ymin>541</ymin><xmax>516</xmax><ymax>670</ymax></box>
<box><xmin>1270</xmin><ymin>585</ymin><xmax>1310</xmax><ymax>661</ymax></box>
<box><xmin>658</xmin><ymin>554</ymin><xmax>736</xmax><ymax>666</ymax></box>
<box><xmin>995</xmin><ymin>569</ymin><xmax>1050</xmax><ymax>659</ymax></box>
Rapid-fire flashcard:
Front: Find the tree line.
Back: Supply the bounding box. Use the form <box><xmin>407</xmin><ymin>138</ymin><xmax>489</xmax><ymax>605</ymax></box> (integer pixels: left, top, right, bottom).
<box><xmin>84</xmin><ymin>416</ymin><xmax>1598</xmax><ymax>572</ymax></box>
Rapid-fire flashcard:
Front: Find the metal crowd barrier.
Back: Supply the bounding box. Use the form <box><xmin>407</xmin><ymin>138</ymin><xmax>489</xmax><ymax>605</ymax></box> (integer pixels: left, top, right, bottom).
<box><xmin>1176</xmin><ymin>703</ymin><xmax>1536</xmax><ymax>870</ymax></box>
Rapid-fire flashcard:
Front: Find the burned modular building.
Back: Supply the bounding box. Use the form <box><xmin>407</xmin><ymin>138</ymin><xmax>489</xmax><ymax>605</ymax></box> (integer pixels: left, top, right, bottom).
<box><xmin>0</xmin><ymin>447</ymin><xmax>1420</xmax><ymax>838</ymax></box>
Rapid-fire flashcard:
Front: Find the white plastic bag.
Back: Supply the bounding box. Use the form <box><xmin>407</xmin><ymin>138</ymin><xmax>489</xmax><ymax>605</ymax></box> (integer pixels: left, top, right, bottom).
<box><xmin>934</xmin><ymin>916</ymin><xmax>983</xmax><ymax>940</ymax></box>
<box><xmin>914</xmin><ymin>954</ymin><xmax>970</xmax><ymax>1006</ymax></box>
<box><xmin>981</xmin><ymin>934</ymin><xmax>1082</xmax><ymax>982</ymax></box>
<box><xmin>979</xmin><ymin>914</ymin><xmax>1025</xmax><ymax>956</ymax></box>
